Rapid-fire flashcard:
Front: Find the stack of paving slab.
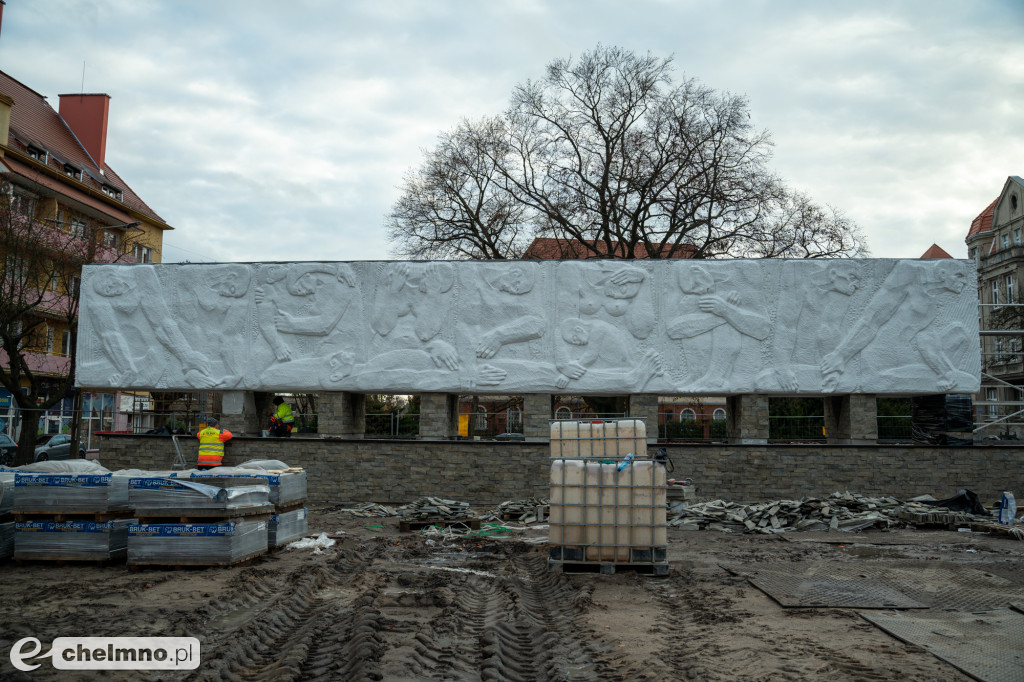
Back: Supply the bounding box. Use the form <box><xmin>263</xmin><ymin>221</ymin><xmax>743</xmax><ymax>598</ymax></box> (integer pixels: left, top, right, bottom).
<box><xmin>0</xmin><ymin>471</ymin><xmax>12</xmax><ymax>559</ymax></box>
<box><xmin>3</xmin><ymin>461</ymin><xmax>136</xmax><ymax>561</ymax></box>
<box><xmin>126</xmin><ymin>473</ymin><xmax>272</xmax><ymax>566</ymax></box>
<box><xmin>169</xmin><ymin>459</ymin><xmax>308</xmax><ymax>548</ymax></box>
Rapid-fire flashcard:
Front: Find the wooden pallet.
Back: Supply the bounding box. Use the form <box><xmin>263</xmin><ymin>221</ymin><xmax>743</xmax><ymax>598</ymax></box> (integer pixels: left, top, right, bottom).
<box><xmin>273</xmin><ymin>500</ymin><xmax>308</xmax><ymax>515</ymax></box>
<box><xmin>14</xmin><ymin>553</ymin><xmax>125</xmax><ymax>567</ymax></box>
<box><xmin>134</xmin><ymin>506</ymin><xmax>274</xmax><ymax>524</ymax></box>
<box><xmin>12</xmin><ymin>509</ymin><xmax>134</xmax><ymax>522</ymax></box>
<box><xmin>548</xmin><ymin>559</ymin><xmax>670</xmax><ymax>576</ymax></box>
<box><xmin>127</xmin><ymin>548</ymin><xmax>267</xmax><ymax>570</ymax></box>
<box><xmin>400</xmin><ymin>517</ymin><xmax>481</xmax><ymax>533</ymax></box>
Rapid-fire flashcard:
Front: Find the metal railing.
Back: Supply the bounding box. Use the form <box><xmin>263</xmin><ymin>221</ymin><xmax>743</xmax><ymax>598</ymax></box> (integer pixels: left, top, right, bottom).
<box><xmin>768</xmin><ymin>416</ymin><xmax>826</xmax><ymax>442</ymax></box>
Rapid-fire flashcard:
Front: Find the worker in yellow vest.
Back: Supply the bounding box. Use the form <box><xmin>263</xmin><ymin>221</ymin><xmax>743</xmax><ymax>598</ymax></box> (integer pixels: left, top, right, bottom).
<box><xmin>196</xmin><ymin>417</ymin><xmax>232</xmax><ymax>470</ymax></box>
<box><xmin>270</xmin><ymin>396</ymin><xmax>295</xmax><ymax>437</ymax></box>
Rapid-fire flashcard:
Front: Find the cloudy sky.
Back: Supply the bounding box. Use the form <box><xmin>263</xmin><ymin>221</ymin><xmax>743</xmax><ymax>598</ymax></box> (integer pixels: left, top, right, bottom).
<box><xmin>1</xmin><ymin>0</ymin><xmax>1021</xmax><ymax>263</ymax></box>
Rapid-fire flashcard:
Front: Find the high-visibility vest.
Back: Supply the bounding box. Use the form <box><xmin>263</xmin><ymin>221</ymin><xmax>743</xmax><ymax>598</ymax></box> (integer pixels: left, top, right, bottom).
<box><xmin>197</xmin><ymin>426</ymin><xmax>232</xmax><ymax>467</ymax></box>
<box><xmin>275</xmin><ymin>402</ymin><xmax>294</xmax><ymax>425</ymax></box>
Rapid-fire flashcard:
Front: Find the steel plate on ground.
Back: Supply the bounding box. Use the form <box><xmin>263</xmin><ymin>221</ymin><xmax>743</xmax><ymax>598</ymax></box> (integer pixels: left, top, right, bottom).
<box><xmin>861</xmin><ymin>609</ymin><xmax>1024</xmax><ymax>682</ymax></box>
<box><xmin>747</xmin><ymin>572</ymin><xmax>927</xmax><ymax>609</ymax></box>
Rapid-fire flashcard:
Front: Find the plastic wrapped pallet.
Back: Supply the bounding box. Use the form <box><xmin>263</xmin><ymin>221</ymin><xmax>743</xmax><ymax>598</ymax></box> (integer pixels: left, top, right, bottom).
<box><xmin>172</xmin><ymin>467</ymin><xmax>307</xmax><ymax>506</ymax></box>
<box><xmin>0</xmin><ymin>521</ymin><xmax>13</xmax><ymax>559</ymax></box>
<box><xmin>14</xmin><ymin>519</ymin><xmax>133</xmax><ymax>560</ymax></box>
<box><xmin>269</xmin><ymin>507</ymin><xmax>308</xmax><ymax>548</ymax></box>
<box><xmin>129</xmin><ymin>477</ymin><xmax>271</xmax><ymax>512</ymax></box>
<box><xmin>13</xmin><ymin>472</ymin><xmax>130</xmax><ymax>512</ymax></box>
<box><xmin>0</xmin><ymin>472</ymin><xmax>13</xmax><ymax>515</ymax></box>
<box><xmin>128</xmin><ymin>517</ymin><xmax>268</xmax><ymax>565</ymax></box>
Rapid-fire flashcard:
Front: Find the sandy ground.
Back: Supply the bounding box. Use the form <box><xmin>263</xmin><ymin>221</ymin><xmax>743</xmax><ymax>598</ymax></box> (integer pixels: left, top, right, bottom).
<box><xmin>2</xmin><ymin>509</ymin><xmax>1023</xmax><ymax>681</ymax></box>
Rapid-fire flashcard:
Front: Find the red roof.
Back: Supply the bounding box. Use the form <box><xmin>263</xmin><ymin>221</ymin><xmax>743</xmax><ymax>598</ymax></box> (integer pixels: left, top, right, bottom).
<box><xmin>523</xmin><ymin>237</ymin><xmax>695</xmax><ymax>260</ymax></box>
<box><xmin>920</xmin><ymin>243</ymin><xmax>953</xmax><ymax>259</ymax></box>
<box><xmin>0</xmin><ymin>70</ymin><xmax>166</xmax><ymax>225</ymax></box>
<box><xmin>967</xmin><ymin>199</ymin><xmax>996</xmax><ymax>239</ymax></box>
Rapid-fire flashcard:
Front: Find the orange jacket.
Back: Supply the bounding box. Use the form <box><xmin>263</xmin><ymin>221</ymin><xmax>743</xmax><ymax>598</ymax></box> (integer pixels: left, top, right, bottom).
<box><xmin>196</xmin><ymin>426</ymin><xmax>232</xmax><ymax>467</ymax></box>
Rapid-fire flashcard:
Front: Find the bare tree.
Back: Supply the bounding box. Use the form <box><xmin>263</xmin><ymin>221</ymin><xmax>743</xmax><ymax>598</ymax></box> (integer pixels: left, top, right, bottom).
<box><xmin>0</xmin><ymin>178</ymin><xmax>141</xmax><ymax>464</ymax></box>
<box><xmin>388</xmin><ymin>45</ymin><xmax>868</xmax><ymax>260</ymax></box>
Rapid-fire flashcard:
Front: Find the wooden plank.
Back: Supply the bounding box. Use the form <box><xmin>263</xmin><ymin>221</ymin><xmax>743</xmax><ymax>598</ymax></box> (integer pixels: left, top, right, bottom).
<box><xmin>127</xmin><ymin>548</ymin><xmax>267</xmax><ymax>569</ymax></box>
<box><xmin>548</xmin><ymin>560</ymin><xmax>670</xmax><ymax>576</ymax></box>
<box><xmin>134</xmin><ymin>506</ymin><xmax>274</xmax><ymax>523</ymax></box>
<box><xmin>13</xmin><ymin>509</ymin><xmax>135</xmax><ymax>522</ymax></box>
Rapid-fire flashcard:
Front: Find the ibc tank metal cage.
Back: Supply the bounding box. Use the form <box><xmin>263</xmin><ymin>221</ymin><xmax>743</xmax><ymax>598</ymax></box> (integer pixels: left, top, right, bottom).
<box><xmin>547</xmin><ymin>418</ymin><xmax>669</xmax><ymax>575</ymax></box>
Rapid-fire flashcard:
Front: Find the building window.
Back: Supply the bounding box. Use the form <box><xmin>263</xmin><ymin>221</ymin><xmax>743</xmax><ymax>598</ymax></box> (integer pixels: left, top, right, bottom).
<box><xmin>1013</xmin><ymin>194</ymin><xmax>1019</xmax><ymax>212</ymax></box>
<box><xmin>26</xmin><ymin>145</ymin><xmax>47</xmax><ymax>163</ymax></box>
<box><xmin>1015</xmin><ymin>229</ymin><xmax>1022</xmax><ymax>246</ymax></box>
<box><xmin>103</xmin><ymin>231</ymin><xmax>121</xmax><ymax>249</ymax></box>
<box><xmin>680</xmin><ymin>408</ymin><xmax>697</xmax><ymax>421</ymax></box>
<box><xmin>1007</xmin><ymin>274</ymin><xmax>1015</xmax><ymax>304</ymax></box>
<box><xmin>992</xmin><ymin>280</ymin><xmax>1000</xmax><ymax>308</ymax></box>
<box><xmin>69</xmin><ymin>218</ymin><xmax>88</xmax><ymax>238</ymax></box>
<box><xmin>46</xmin><ymin>327</ymin><xmax>54</xmax><ymax>353</ymax></box>
<box><xmin>5</xmin><ymin>255</ymin><xmax>28</xmax><ymax>284</ymax></box>
<box><xmin>132</xmin><ymin>244</ymin><xmax>153</xmax><ymax>263</ymax></box>
<box><xmin>555</xmin><ymin>406</ymin><xmax>572</xmax><ymax>420</ymax></box>
<box><xmin>713</xmin><ymin>408</ymin><xmax>726</xmax><ymax>420</ymax></box>
<box><xmin>995</xmin><ymin>337</ymin><xmax>1004</xmax><ymax>363</ymax></box>
<box><xmin>69</xmin><ymin>275</ymin><xmax>81</xmax><ymax>298</ymax></box>
<box><xmin>987</xmin><ymin>388</ymin><xmax>998</xmax><ymax>419</ymax></box>
<box><xmin>474</xmin><ymin>406</ymin><xmax>487</xmax><ymax>430</ymax></box>
<box><xmin>61</xmin><ymin>331</ymin><xmax>72</xmax><ymax>356</ymax></box>
<box><xmin>101</xmin><ymin>185</ymin><xmax>123</xmax><ymax>201</ymax></box>
<box><xmin>1002</xmin><ymin>234</ymin><xmax>1010</xmax><ymax>250</ymax></box>
<box><xmin>506</xmin><ymin>406</ymin><xmax>522</xmax><ymax>432</ymax></box>
<box><xmin>63</xmin><ymin>163</ymin><xmax>82</xmax><ymax>181</ymax></box>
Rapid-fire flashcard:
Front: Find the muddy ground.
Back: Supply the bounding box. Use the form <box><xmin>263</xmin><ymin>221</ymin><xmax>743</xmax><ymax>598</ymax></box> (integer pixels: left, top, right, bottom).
<box><xmin>2</xmin><ymin>509</ymin><xmax>1023</xmax><ymax>681</ymax></box>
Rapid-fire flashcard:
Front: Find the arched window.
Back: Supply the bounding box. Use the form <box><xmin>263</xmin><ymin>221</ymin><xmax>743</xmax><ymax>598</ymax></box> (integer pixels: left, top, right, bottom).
<box><xmin>680</xmin><ymin>408</ymin><xmax>696</xmax><ymax>422</ymax></box>
<box><xmin>713</xmin><ymin>408</ymin><xmax>726</xmax><ymax>421</ymax></box>
<box><xmin>506</xmin><ymin>406</ymin><xmax>522</xmax><ymax>432</ymax></box>
<box><xmin>555</xmin><ymin>406</ymin><xmax>572</xmax><ymax>420</ymax></box>
<box><xmin>475</xmin><ymin>406</ymin><xmax>487</xmax><ymax>430</ymax></box>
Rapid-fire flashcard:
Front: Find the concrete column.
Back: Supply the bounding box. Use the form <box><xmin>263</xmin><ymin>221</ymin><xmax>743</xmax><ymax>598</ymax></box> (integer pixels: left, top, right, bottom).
<box><xmin>220</xmin><ymin>391</ymin><xmax>261</xmax><ymax>436</ymax></box>
<box><xmin>419</xmin><ymin>393</ymin><xmax>459</xmax><ymax>440</ymax></box>
<box><xmin>523</xmin><ymin>394</ymin><xmax>553</xmax><ymax>442</ymax></box>
<box><xmin>726</xmin><ymin>394</ymin><xmax>770</xmax><ymax>444</ymax></box>
<box><xmin>824</xmin><ymin>394</ymin><xmax>878</xmax><ymax>444</ymax></box>
<box><xmin>629</xmin><ymin>394</ymin><xmax>660</xmax><ymax>444</ymax></box>
<box><xmin>318</xmin><ymin>392</ymin><xmax>365</xmax><ymax>438</ymax></box>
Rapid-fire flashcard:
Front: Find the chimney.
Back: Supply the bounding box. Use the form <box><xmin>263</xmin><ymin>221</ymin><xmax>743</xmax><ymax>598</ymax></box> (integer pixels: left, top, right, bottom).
<box><xmin>0</xmin><ymin>1</ymin><xmax>5</xmax><ymax>43</ymax></box>
<box><xmin>58</xmin><ymin>92</ymin><xmax>111</xmax><ymax>169</ymax></box>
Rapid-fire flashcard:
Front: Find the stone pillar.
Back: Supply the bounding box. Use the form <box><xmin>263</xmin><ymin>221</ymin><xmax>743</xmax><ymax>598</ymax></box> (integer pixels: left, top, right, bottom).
<box><xmin>629</xmin><ymin>394</ymin><xmax>660</xmax><ymax>444</ymax></box>
<box><xmin>419</xmin><ymin>393</ymin><xmax>459</xmax><ymax>440</ymax></box>
<box><xmin>523</xmin><ymin>394</ymin><xmax>553</xmax><ymax>442</ymax></box>
<box><xmin>726</xmin><ymin>394</ymin><xmax>770</xmax><ymax>444</ymax></box>
<box><xmin>318</xmin><ymin>392</ymin><xmax>365</xmax><ymax>438</ymax></box>
<box><xmin>824</xmin><ymin>394</ymin><xmax>878</xmax><ymax>444</ymax></box>
<box><xmin>220</xmin><ymin>391</ymin><xmax>261</xmax><ymax>436</ymax></box>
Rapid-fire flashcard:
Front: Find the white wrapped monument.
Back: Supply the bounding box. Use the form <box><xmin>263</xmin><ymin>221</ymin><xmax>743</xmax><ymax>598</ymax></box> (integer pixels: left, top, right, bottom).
<box><xmin>76</xmin><ymin>259</ymin><xmax>980</xmax><ymax>395</ymax></box>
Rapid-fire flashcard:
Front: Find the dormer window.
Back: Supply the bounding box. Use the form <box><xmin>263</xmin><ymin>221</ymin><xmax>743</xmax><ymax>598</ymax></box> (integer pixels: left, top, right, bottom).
<box><xmin>26</xmin><ymin>145</ymin><xmax>47</xmax><ymax>163</ymax></box>
<box><xmin>101</xmin><ymin>185</ymin><xmax>123</xmax><ymax>201</ymax></box>
<box><xmin>63</xmin><ymin>163</ymin><xmax>82</xmax><ymax>181</ymax></box>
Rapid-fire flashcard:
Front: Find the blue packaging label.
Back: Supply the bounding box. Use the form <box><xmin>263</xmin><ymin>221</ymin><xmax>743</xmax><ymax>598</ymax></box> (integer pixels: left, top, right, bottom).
<box><xmin>177</xmin><ymin>471</ymin><xmax>281</xmax><ymax>485</ymax></box>
<box><xmin>15</xmin><ymin>474</ymin><xmax>112</xmax><ymax>488</ymax></box>
<box><xmin>128</xmin><ymin>478</ymin><xmax>188</xmax><ymax>490</ymax></box>
<box><xmin>128</xmin><ymin>522</ymin><xmax>237</xmax><ymax>537</ymax></box>
<box><xmin>16</xmin><ymin>520</ymin><xmax>114</xmax><ymax>533</ymax></box>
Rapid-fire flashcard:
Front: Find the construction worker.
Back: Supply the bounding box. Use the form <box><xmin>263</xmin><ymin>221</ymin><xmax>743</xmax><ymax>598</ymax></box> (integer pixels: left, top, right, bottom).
<box><xmin>196</xmin><ymin>417</ymin><xmax>232</xmax><ymax>469</ymax></box>
<box><xmin>270</xmin><ymin>396</ymin><xmax>295</xmax><ymax>437</ymax></box>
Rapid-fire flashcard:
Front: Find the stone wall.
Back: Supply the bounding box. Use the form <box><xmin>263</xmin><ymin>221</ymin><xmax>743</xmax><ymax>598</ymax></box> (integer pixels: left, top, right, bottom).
<box><xmin>97</xmin><ymin>435</ymin><xmax>1023</xmax><ymax>508</ymax></box>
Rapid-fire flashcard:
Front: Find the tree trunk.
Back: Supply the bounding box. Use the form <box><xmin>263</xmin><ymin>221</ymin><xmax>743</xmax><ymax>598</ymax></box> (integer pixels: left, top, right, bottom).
<box><xmin>15</xmin><ymin>407</ymin><xmax>42</xmax><ymax>466</ymax></box>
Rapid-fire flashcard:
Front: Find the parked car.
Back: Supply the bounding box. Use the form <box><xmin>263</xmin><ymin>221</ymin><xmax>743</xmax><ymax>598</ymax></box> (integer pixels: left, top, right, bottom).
<box><xmin>493</xmin><ymin>432</ymin><xmax>525</xmax><ymax>441</ymax></box>
<box><xmin>0</xmin><ymin>434</ymin><xmax>16</xmax><ymax>466</ymax></box>
<box><xmin>33</xmin><ymin>433</ymin><xmax>86</xmax><ymax>461</ymax></box>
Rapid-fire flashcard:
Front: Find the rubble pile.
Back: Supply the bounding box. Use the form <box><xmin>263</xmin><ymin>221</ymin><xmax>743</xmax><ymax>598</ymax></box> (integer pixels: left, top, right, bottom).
<box><xmin>481</xmin><ymin>497</ymin><xmax>549</xmax><ymax>523</ymax></box>
<box><xmin>338</xmin><ymin>502</ymin><xmax>398</xmax><ymax>518</ymax></box>
<box><xmin>668</xmin><ymin>492</ymin><xmax>995</xmax><ymax>534</ymax></box>
<box><xmin>396</xmin><ymin>497</ymin><xmax>474</xmax><ymax>523</ymax></box>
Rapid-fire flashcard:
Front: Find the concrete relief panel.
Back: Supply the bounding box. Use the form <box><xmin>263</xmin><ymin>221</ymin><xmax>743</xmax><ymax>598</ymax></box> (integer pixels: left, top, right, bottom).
<box><xmin>77</xmin><ymin>259</ymin><xmax>981</xmax><ymax>395</ymax></box>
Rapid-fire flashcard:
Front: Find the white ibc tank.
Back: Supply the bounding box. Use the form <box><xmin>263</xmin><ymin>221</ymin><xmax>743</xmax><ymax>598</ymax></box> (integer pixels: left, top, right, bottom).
<box><xmin>549</xmin><ymin>459</ymin><xmax>666</xmax><ymax>563</ymax></box>
<box><xmin>549</xmin><ymin>419</ymin><xmax>647</xmax><ymax>459</ymax></box>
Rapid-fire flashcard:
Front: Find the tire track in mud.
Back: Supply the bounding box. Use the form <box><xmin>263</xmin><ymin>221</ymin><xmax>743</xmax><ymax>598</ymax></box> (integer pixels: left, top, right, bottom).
<box><xmin>192</xmin><ymin>550</ymin><xmax>387</xmax><ymax>682</ymax></box>
<box><xmin>386</xmin><ymin>551</ymin><xmax>624</xmax><ymax>681</ymax></box>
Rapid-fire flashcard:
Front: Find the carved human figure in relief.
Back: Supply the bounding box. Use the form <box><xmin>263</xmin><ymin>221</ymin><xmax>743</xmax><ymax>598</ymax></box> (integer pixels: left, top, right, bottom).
<box><xmin>571</xmin><ymin>263</ymin><xmax>656</xmax><ymax>340</ymax></box>
<box><xmin>667</xmin><ymin>264</ymin><xmax>770</xmax><ymax>387</ymax></box>
<box><xmin>181</xmin><ymin>265</ymin><xmax>252</xmax><ymax>388</ymax></box>
<box><xmin>87</xmin><ymin>267</ymin><xmax>215</xmax><ymax>388</ymax></box>
<box><xmin>764</xmin><ymin>262</ymin><xmax>861</xmax><ymax>391</ymax></box>
<box><xmin>556</xmin><ymin>318</ymin><xmax>664</xmax><ymax>391</ymax></box>
<box><xmin>820</xmin><ymin>261</ymin><xmax>971</xmax><ymax>392</ymax></box>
